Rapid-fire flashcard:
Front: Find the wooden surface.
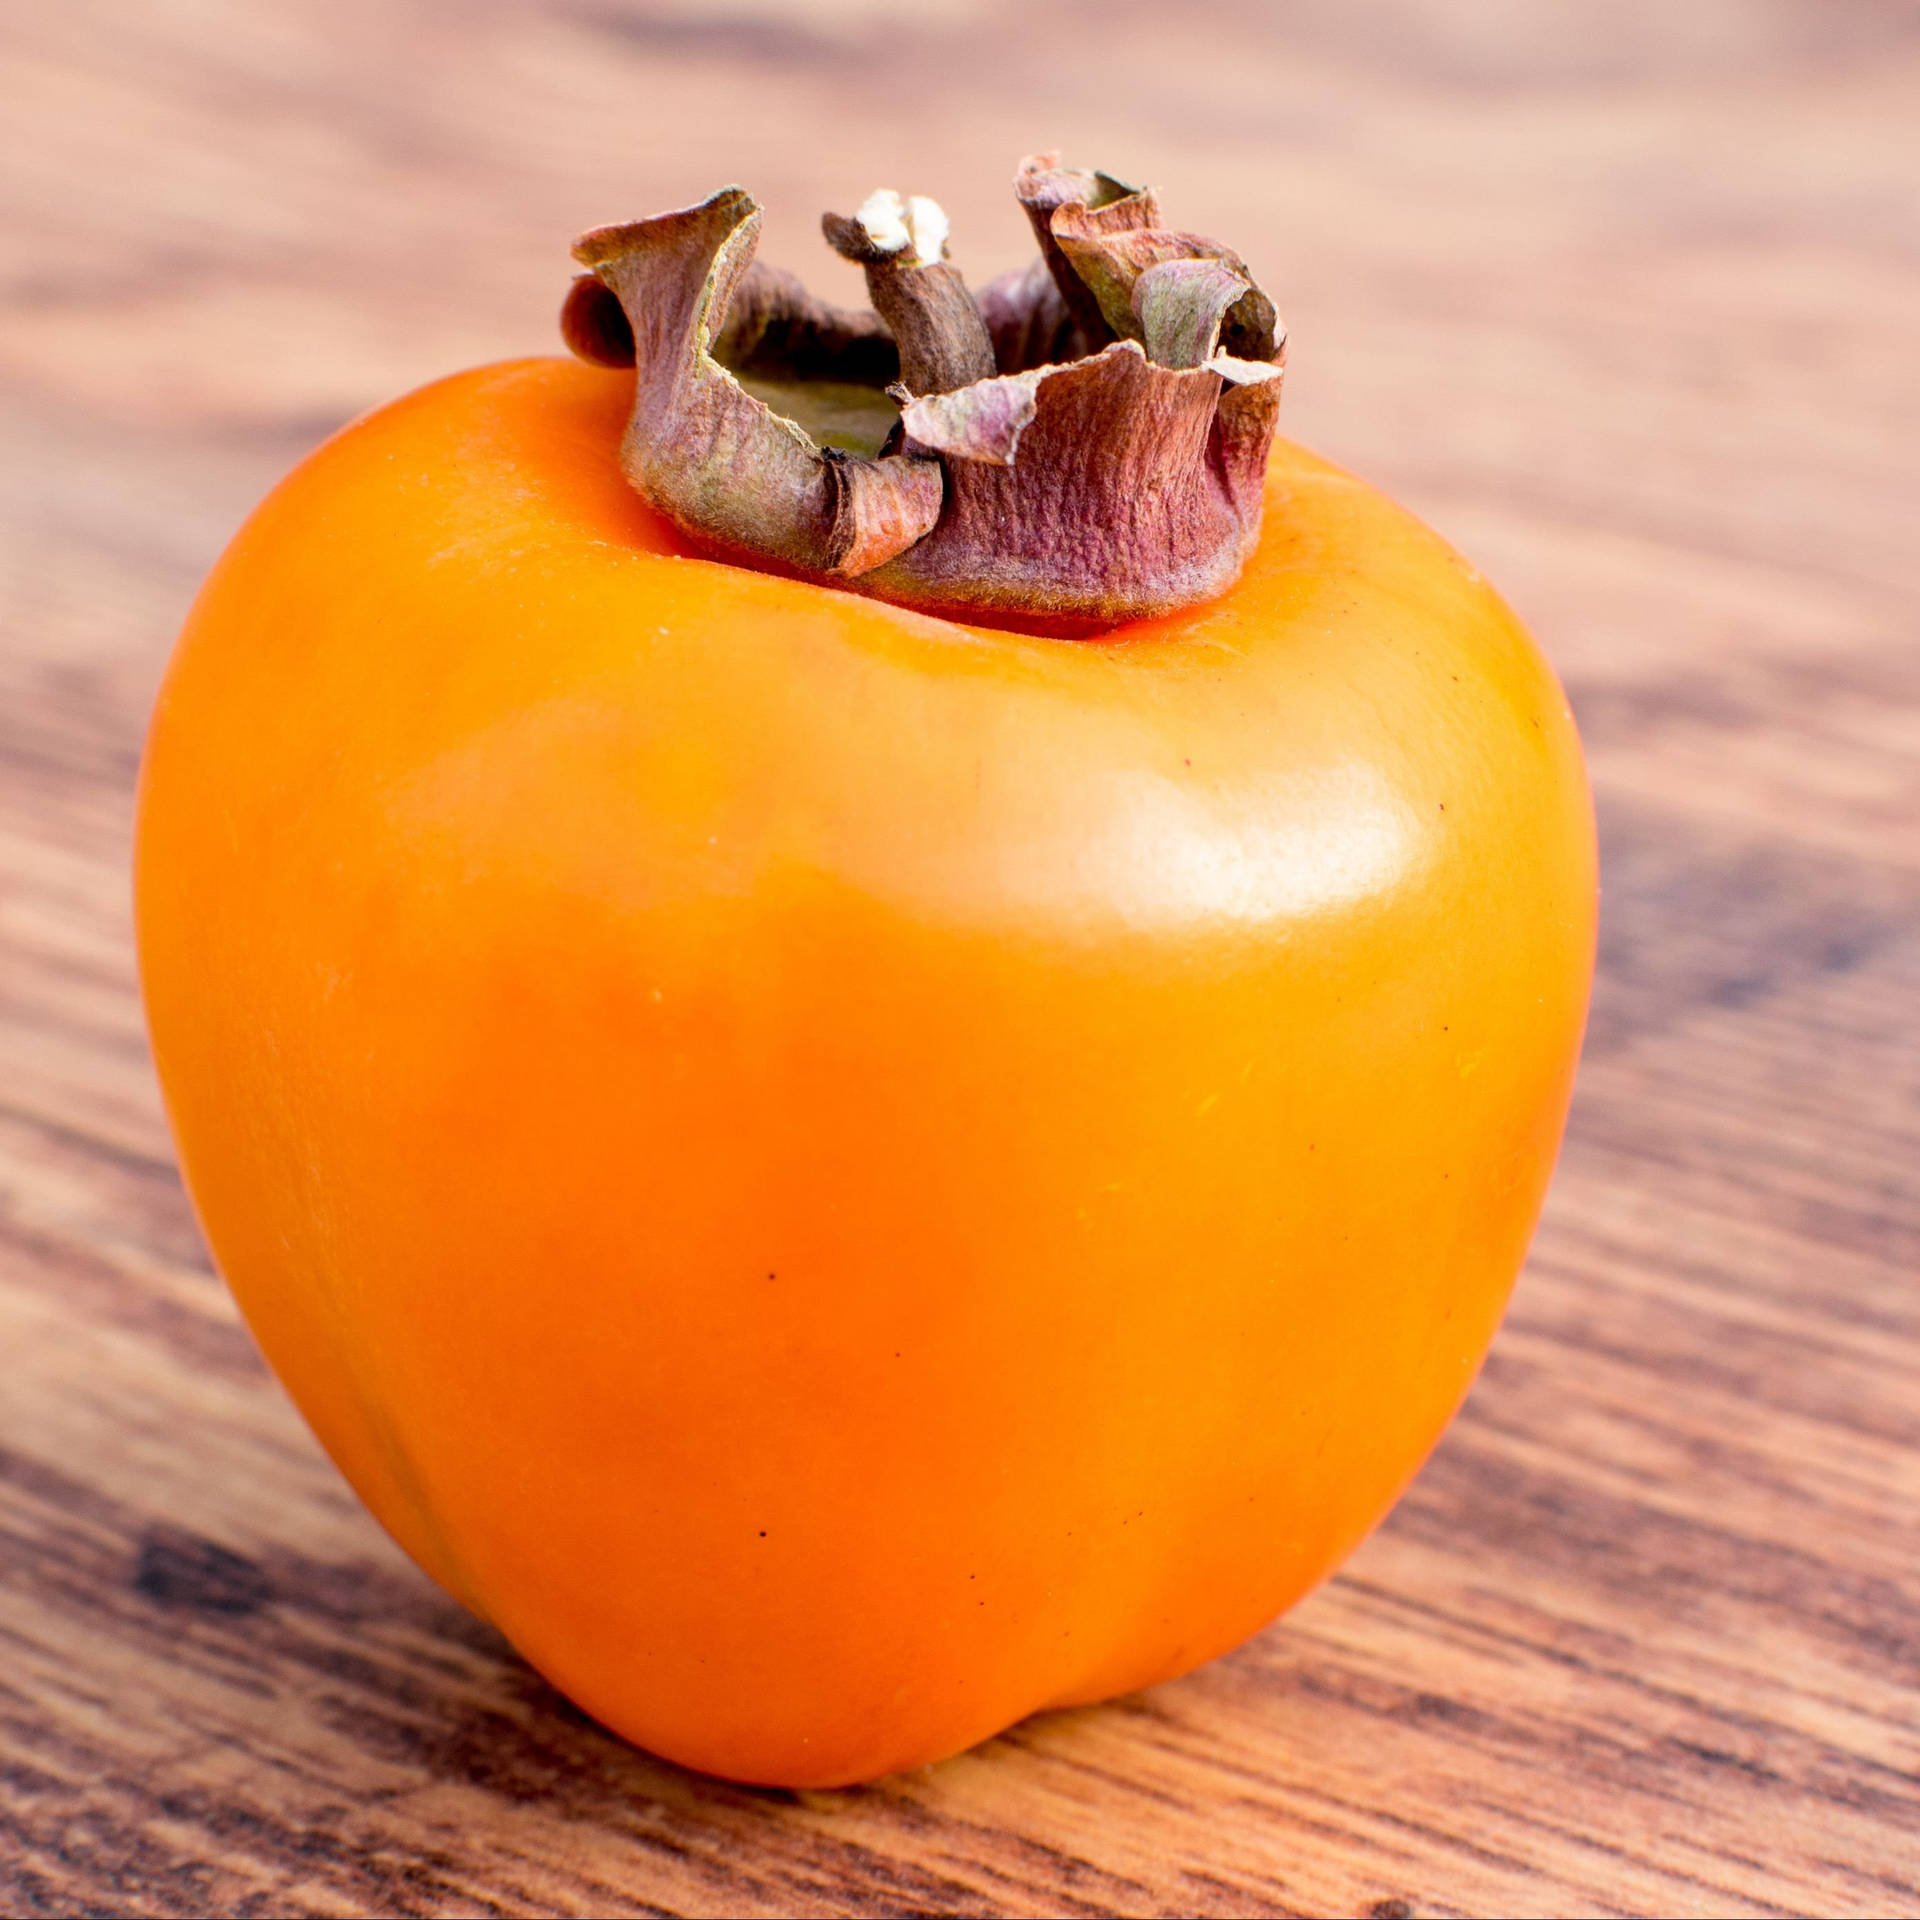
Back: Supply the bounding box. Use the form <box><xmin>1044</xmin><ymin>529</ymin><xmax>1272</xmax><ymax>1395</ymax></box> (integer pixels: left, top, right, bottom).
<box><xmin>3</xmin><ymin>2</ymin><xmax>1917</xmax><ymax>1913</ymax></box>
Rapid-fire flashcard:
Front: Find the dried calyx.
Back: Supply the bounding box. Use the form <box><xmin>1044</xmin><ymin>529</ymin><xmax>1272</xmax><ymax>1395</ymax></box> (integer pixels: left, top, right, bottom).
<box><xmin>562</xmin><ymin>154</ymin><xmax>1285</xmax><ymax>634</ymax></box>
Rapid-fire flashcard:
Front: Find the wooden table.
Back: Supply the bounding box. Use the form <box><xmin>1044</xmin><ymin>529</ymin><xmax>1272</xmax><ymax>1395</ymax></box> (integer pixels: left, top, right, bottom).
<box><xmin>4</xmin><ymin>3</ymin><xmax>1916</xmax><ymax>1913</ymax></box>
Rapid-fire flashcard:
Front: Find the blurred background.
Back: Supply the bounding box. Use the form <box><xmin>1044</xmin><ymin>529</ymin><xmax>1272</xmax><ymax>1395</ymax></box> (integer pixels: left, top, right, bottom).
<box><xmin>2</xmin><ymin>3</ymin><xmax>1916</xmax><ymax>1914</ymax></box>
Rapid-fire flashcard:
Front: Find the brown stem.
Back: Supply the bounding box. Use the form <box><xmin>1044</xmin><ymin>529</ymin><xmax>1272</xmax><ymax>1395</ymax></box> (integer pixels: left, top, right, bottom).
<box><xmin>821</xmin><ymin>191</ymin><xmax>996</xmax><ymax>397</ymax></box>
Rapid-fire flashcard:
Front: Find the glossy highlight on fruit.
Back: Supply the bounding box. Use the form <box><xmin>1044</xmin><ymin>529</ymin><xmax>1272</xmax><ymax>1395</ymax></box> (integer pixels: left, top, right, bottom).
<box><xmin>135</xmin><ymin>354</ymin><xmax>1595</xmax><ymax>1787</ymax></box>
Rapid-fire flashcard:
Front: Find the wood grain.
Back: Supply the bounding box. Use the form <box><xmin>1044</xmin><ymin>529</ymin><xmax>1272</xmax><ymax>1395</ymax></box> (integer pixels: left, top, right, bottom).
<box><xmin>2</xmin><ymin>2</ymin><xmax>1916</xmax><ymax>1912</ymax></box>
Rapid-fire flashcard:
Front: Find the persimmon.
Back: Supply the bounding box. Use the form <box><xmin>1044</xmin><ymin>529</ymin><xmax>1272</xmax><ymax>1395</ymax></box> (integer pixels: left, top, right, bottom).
<box><xmin>135</xmin><ymin>156</ymin><xmax>1594</xmax><ymax>1787</ymax></box>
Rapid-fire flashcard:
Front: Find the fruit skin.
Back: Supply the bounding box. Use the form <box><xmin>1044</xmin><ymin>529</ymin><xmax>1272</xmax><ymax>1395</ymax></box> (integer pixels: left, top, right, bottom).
<box><xmin>135</xmin><ymin>355</ymin><xmax>1595</xmax><ymax>1788</ymax></box>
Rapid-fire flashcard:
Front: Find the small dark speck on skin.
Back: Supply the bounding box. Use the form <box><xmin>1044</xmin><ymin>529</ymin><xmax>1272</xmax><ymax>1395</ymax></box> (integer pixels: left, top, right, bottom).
<box><xmin>1366</xmin><ymin>1901</ymin><xmax>1415</xmax><ymax>1920</ymax></box>
<box><xmin>759</xmin><ymin>1531</ymin><xmax>768</xmax><ymax>1538</ymax></box>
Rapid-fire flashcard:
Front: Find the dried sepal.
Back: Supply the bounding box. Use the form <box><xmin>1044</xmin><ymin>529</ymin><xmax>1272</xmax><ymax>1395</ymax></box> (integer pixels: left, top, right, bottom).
<box><xmin>1132</xmin><ymin>259</ymin><xmax>1256</xmax><ymax>369</ymax></box>
<box><xmin>899</xmin><ymin>370</ymin><xmax>1047</xmax><ymax>467</ymax></box>
<box><xmin>1049</xmin><ymin>205</ymin><xmax>1282</xmax><ymax>367</ymax></box>
<box><xmin>559</xmin><ymin>254</ymin><xmax>897</xmax><ymax>383</ymax></box>
<box><xmin>883</xmin><ymin>341</ymin><xmax>1260</xmax><ymax>626</ymax></box>
<box><xmin>572</xmin><ymin>190</ymin><xmax>936</xmax><ymax>580</ymax></box>
<box><xmin>560</xmin><ymin>272</ymin><xmax>636</xmax><ymax>368</ymax></box>
<box><xmin>973</xmin><ymin>255</ymin><xmax>1077</xmax><ymax>376</ymax></box>
<box><xmin>707</xmin><ymin>260</ymin><xmax>898</xmax><ymax>385</ymax></box>
<box><xmin>564</xmin><ymin>155</ymin><xmax>1287</xmax><ymax>633</ymax></box>
<box><xmin>1012</xmin><ymin>154</ymin><xmax>1159</xmax><ymax>353</ymax></box>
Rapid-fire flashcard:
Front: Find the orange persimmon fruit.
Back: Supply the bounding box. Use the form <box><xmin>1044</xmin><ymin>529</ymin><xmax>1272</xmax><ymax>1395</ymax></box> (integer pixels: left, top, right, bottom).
<box><xmin>135</xmin><ymin>168</ymin><xmax>1595</xmax><ymax>1789</ymax></box>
